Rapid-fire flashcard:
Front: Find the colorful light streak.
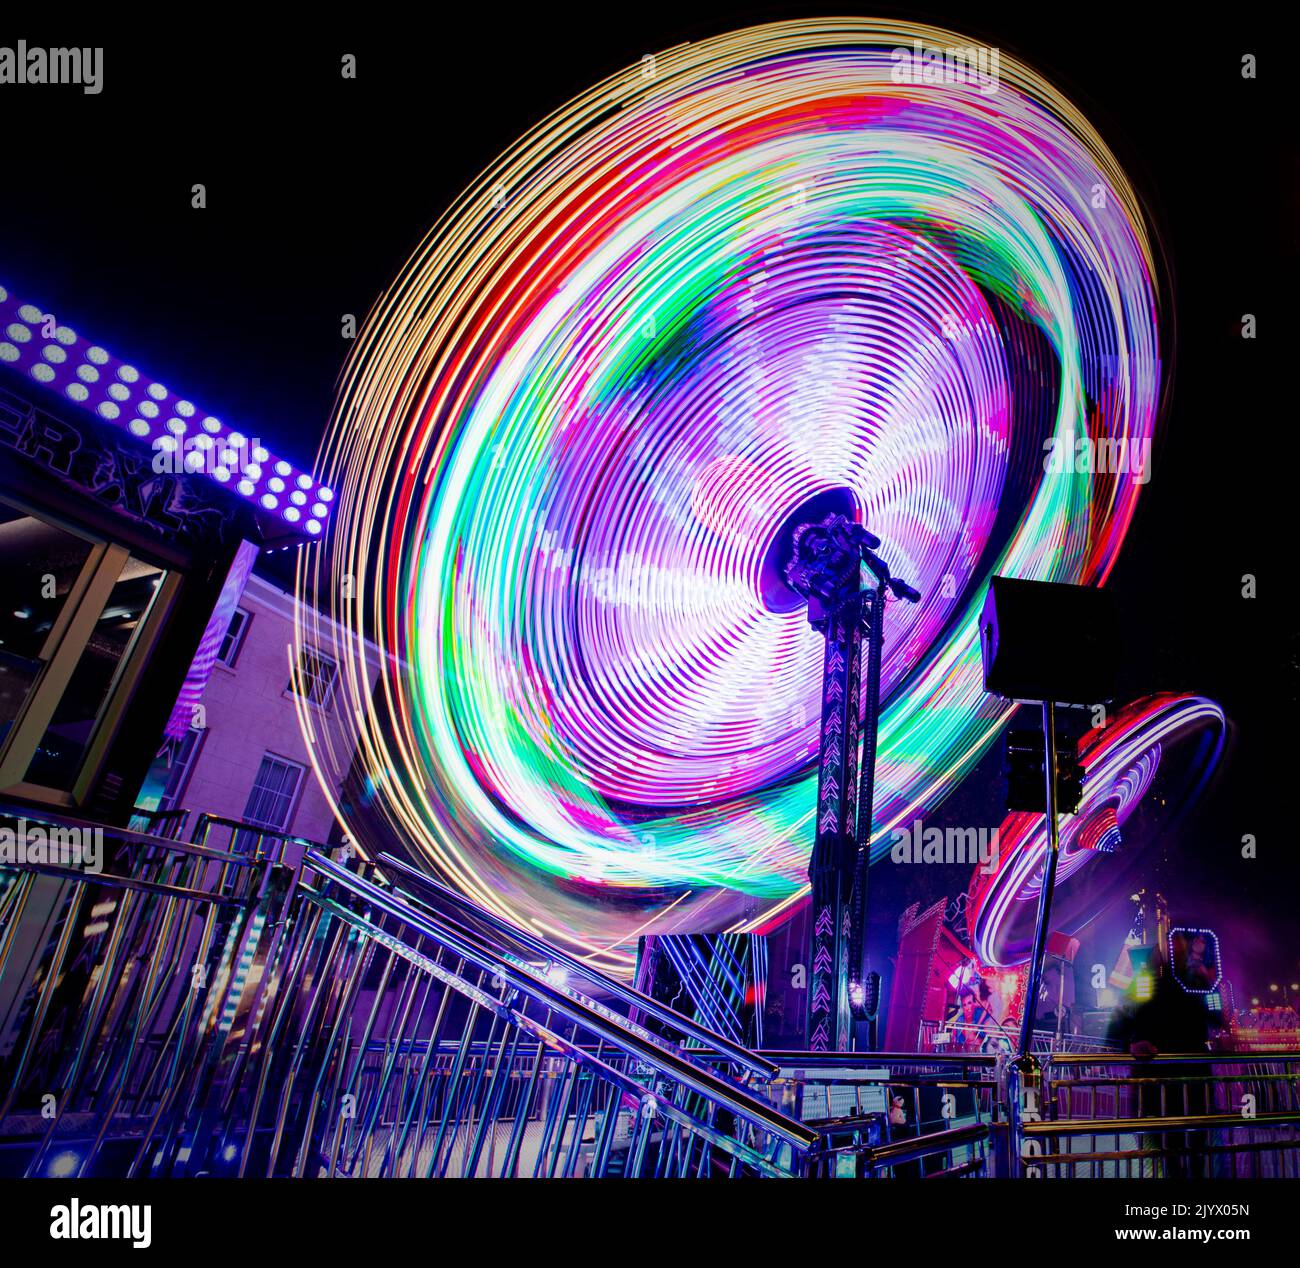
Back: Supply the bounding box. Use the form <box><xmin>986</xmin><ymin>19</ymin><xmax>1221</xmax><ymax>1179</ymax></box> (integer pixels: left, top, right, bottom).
<box><xmin>969</xmin><ymin>695</ymin><xmax>1226</xmax><ymax>967</ymax></box>
<box><xmin>303</xmin><ymin>19</ymin><xmax>1163</xmax><ymax>971</ymax></box>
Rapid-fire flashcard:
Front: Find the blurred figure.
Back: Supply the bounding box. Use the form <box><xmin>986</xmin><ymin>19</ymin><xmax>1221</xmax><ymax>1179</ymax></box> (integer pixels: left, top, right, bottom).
<box><xmin>1037</xmin><ymin>960</ymin><xmax>1076</xmax><ymax>1042</ymax></box>
<box><xmin>1107</xmin><ymin>949</ymin><xmax>1216</xmax><ymax>1178</ymax></box>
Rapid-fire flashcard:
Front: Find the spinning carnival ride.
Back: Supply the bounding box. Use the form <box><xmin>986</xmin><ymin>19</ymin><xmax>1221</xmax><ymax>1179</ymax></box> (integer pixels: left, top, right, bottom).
<box><xmin>301</xmin><ymin>19</ymin><xmax>1164</xmax><ymax>973</ymax></box>
<box><xmin>968</xmin><ymin>694</ymin><xmax>1228</xmax><ymax>968</ymax></box>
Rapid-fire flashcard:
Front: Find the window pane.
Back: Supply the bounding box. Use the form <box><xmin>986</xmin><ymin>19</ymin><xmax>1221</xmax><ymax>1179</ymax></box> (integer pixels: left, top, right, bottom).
<box><xmin>0</xmin><ymin>503</ymin><xmax>96</xmax><ymax>746</ymax></box>
<box><xmin>217</xmin><ymin>608</ymin><xmax>249</xmax><ymax>667</ymax></box>
<box><xmin>242</xmin><ymin>754</ymin><xmax>303</xmax><ymax>832</ymax></box>
<box><xmin>290</xmin><ymin>647</ymin><xmax>337</xmax><ymax>708</ymax></box>
<box><xmin>161</xmin><ymin>727</ymin><xmax>203</xmax><ymax>807</ymax></box>
<box><xmin>25</xmin><ymin>555</ymin><xmax>166</xmax><ymax>789</ymax></box>
<box><xmin>134</xmin><ymin>726</ymin><xmax>204</xmax><ymax>816</ymax></box>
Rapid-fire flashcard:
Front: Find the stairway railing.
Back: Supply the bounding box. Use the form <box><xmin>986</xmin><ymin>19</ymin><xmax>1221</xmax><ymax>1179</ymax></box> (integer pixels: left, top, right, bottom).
<box><xmin>4</xmin><ymin>802</ymin><xmax>1298</xmax><ymax>1180</ymax></box>
<box><xmin>0</xmin><ymin>807</ymin><xmax>818</xmax><ymax>1177</ymax></box>
<box><xmin>293</xmin><ymin>850</ymin><xmax>818</xmax><ymax>1176</ymax></box>
<box><xmin>373</xmin><ymin>850</ymin><xmax>777</xmax><ymax>1080</ymax></box>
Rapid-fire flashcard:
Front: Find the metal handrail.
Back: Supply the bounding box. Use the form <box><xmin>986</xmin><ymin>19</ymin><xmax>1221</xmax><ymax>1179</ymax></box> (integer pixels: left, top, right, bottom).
<box><xmin>1023</xmin><ymin>1110</ymin><xmax>1300</xmax><ymax>1135</ymax></box>
<box><xmin>6</xmin><ymin>805</ymin><xmax>1295</xmax><ymax>1178</ymax></box>
<box><xmin>868</xmin><ymin>1121</ymin><xmax>989</xmax><ymax>1166</ymax></box>
<box><xmin>305</xmin><ymin>851</ymin><xmax>818</xmax><ymax>1154</ymax></box>
<box><xmin>375</xmin><ymin>850</ymin><xmax>778</xmax><ymax>1079</ymax></box>
<box><xmin>1047</xmin><ymin>1050</ymin><xmax>1300</xmax><ymax>1064</ymax></box>
<box><xmin>1013</xmin><ymin>1047</ymin><xmax>1300</xmax><ymax>1177</ymax></box>
<box><xmin>300</xmin><ymin>884</ymin><xmax>802</xmax><ymax>1176</ymax></box>
<box><xmin>0</xmin><ymin>800</ymin><xmax>255</xmax><ymax>864</ymax></box>
<box><xmin>189</xmin><ymin>811</ymin><xmax>332</xmax><ymax>857</ymax></box>
<box><xmin>810</xmin><ymin>1119</ymin><xmax>991</xmax><ymax>1177</ymax></box>
<box><xmin>0</xmin><ymin>856</ymin><xmax>250</xmax><ymax>905</ymax></box>
<box><xmin>0</xmin><ymin>811</ymin><xmax>287</xmax><ymax>1168</ymax></box>
<box><xmin>752</xmin><ymin>1049</ymin><xmax>1000</xmax><ymax>1067</ymax></box>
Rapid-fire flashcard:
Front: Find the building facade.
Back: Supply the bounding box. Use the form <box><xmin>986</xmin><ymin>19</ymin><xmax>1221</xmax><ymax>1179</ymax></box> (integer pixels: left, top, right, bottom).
<box><xmin>0</xmin><ymin>285</ymin><xmax>332</xmax><ymax>824</ymax></box>
<box><xmin>137</xmin><ymin>571</ymin><xmax>379</xmax><ymax>846</ymax></box>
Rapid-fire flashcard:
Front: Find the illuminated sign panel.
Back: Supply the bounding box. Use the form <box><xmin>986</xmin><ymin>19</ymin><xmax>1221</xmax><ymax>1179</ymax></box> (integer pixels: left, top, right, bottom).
<box><xmin>1168</xmin><ymin>926</ymin><xmax>1222</xmax><ymax>995</ymax></box>
<box><xmin>0</xmin><ymin>284</ymin><xmax>331</xmax><ymax>535</ymax></box>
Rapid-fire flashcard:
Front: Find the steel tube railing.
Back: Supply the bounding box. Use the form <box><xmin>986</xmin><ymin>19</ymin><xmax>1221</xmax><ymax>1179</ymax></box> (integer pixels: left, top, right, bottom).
<box><xmin>297</xmin><ymin>883</ymin><xmax>807</xmax><ymax>1175</ymax></box>
<box><xmin>3</xmin><ymin>805</ymin><xmax>1298</xmax><ymax>1180</ymax></box>
<box><xmin>375</xmin><ymin>850</ymin><xmax>777</xmax><ymax>1079</ymax></box>
<box><xmin>1023</xmin><ymin>1110</ymin><xmax>1300</xmax><ymax>1135</ymax></box>
<box><xmin>304</xmin><ymin>852</ymin><xmax>817</xmax><ymax>1155</ymax></box>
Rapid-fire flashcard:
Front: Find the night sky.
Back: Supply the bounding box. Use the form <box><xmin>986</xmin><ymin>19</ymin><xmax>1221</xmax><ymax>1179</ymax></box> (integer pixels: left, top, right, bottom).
<box><xmin>1</xmin><ymin>7</ymin><xmax>1288</xmax><ymax>995</ymax></box>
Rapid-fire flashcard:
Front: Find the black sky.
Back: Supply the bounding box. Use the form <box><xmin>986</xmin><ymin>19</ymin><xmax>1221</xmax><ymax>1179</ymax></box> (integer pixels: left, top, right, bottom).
<box><xmin>0</xmin><ymin>6</ymin><xmax>1289</xmax><ymax>985</ymax></box>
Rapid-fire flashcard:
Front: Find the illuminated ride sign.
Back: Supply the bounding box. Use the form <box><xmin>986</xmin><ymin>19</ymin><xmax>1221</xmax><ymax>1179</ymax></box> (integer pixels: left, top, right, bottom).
<box><xmin>1168</xmin><ymin>926</ymin><xmax>1222</xmax><ymax>996</ymax></box>
<box><xmin>0</xmin><ymin>284</ymin><xmax>332</xmax><ymax>537</ymax></box>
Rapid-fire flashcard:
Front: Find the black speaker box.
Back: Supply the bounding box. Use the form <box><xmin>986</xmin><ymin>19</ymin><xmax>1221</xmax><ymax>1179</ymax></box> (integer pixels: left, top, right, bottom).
<box><xmin>980</xmin><ymin>576</ymin><xmax>1120</xmax><ymax>703</ymax></box>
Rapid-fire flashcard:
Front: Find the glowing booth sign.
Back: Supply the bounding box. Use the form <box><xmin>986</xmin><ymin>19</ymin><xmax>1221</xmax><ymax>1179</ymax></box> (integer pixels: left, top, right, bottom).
<box><xmin>1169</xmin><ymin>927</ymin><xmax>1222</xmax><ymax>996</ymax></box>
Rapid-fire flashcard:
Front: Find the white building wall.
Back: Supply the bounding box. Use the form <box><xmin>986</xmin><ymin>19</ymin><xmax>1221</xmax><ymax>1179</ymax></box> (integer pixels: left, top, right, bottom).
<box><xmin>173</xmin><ymin>572</ymin><xmax>379</xmax><ymax>845</ymax></box>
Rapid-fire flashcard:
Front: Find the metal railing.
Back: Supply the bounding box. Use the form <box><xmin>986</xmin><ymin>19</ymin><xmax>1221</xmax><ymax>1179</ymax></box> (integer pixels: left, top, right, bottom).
<box><xmin>919</xmin><ymin>1017</ymin><xmax>1117</xmax><ymax>1056</ymax></box>
<box><xmin>1010</xmin><ymin>1051</ymin><xmax>1300</xmax><ymax>1178</ymax></box>
<box><xmin>4</xmin><ymin>804</ymin><xmax>1299</xmax><ymax>1180</ymax></box>
<box><xmin>0</xmin><ymin>802</ymin><xmax>290</xmax><ymax>1178</ymax></box>
<box><xmin>187</xmin><ymin>810</ymin><xmax>326</xmax><ymax>864</ymax></box>
<box><xmin>843</xmin><ymin>1121</ymin><xmax>990</xmax><ymax>1178</ymax></box>
<box><xmin>294</xmin><ymin>851</ymin><xmax>817</xmax><ymax>1177</ymax></box>
<box><xmin>0</xmin><ymin>810</ymin><xmax>818</xmax><ymax>1177</ymax></box>
<box><xmin>373</xmin><ymin>852</ymin><xmax>775</xmax><ymax>1080</ymax></box>
<box><xmin>706</xmin><ymin>1049</ymin><xmax>1000</xmax><ymax>1177</ymax></box>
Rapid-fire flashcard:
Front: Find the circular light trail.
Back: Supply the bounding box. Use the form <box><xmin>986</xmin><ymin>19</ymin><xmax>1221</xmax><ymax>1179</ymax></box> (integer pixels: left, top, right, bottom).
<box><xmin>968</xmin><ymin>695</ymin><xmax>1226</xmax><ymax>968</ymax></box>
<box><xmin>303</xmin><ymin>19</ymin><xmax>1163</xmax><ymax>971</ymax></box>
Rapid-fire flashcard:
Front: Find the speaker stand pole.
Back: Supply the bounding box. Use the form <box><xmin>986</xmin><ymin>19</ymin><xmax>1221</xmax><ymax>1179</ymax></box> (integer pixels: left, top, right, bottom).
<box><xmin>1018</xmin><ymin>699</ymin><xmax>1061</xmax><ymax>1057</ymax></box>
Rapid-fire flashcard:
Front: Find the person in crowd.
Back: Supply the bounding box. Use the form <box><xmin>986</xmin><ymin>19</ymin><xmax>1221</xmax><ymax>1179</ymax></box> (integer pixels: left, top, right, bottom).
<box><xmin>1108</xmin><ymin>949</ymin><xmax>1217</xmax><ymax>1178</ymax></box>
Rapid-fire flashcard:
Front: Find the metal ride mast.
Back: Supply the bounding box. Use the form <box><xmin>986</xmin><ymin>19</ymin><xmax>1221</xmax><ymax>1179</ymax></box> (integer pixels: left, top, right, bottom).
<box><xmin>784</xmin><ymin>513</ymin><xmax>919</xmax><ymax>1052</ymax></box>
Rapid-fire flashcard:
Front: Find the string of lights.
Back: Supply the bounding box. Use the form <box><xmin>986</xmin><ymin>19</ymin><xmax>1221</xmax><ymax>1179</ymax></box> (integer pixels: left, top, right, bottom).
<box><xmin>0</xmin><ymin>286</ymin><xmax>332</xmax><ymax>532</ymax></box>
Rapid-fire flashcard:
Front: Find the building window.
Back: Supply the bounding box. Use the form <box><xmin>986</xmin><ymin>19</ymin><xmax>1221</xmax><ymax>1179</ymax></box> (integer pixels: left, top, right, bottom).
<box><xmin>160</xmin><ymin>725</ymin><xmax>206</xmax><ymax>810</ymax></box>
<box><xmin>289</xmin><ymin>646</ymin><xmax>337</xmax><ymax>710</ymax></box>
<box><xmin>242</xmin><ymin>752</ymin><xmax>305</xmax><ymax>832</ymax></box>
<box><xmin>217</xmin><ymin>607</ymin><xmax>251</xmax><ymax>668</ymax></box>
<box><xmin>26</xmin><ymin>554</ymin><xmax>167</xmax><ymax>791</ymax></box>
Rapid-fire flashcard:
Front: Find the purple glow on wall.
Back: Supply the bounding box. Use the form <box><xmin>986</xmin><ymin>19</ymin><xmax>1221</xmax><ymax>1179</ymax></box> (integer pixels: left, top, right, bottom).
<box><xmin>165</xmin><ymin>538</ymin><xmax>259</xmax><ymax>738</ymax></box>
